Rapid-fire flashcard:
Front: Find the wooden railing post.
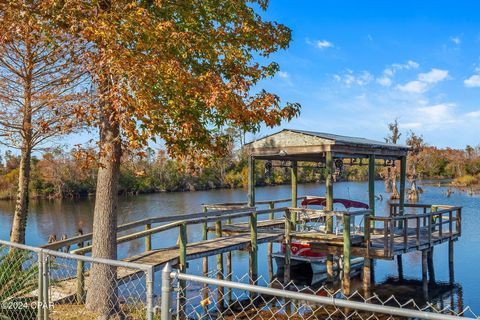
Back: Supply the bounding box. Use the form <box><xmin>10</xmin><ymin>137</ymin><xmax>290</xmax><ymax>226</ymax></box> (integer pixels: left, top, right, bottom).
<box><xmin>342</xmin><ymin>213</ymin><xmax>351</xmax><ymax>295</ymax></box>
<box><xmin>249</xmin><ymin>210</ymin><xmax>258</xmax><ymax>284</ymax></box>
<box><xmin>284</xmin><ymin>209</ymin><xmax>292</xmax><ymax>284</ymax></box>
<box><xmin>215</xmin><ymin>219</ymin><xmax>224</xmax><ymax>312</ymax></box>
<box><xmin>269</xmin><ymin>201</ymin><xmax>275</xmax><ymax>220</ymax></box>
<box><xmin>145</xmin><ymin>223</ymin><xmax>152</xmax><ymax>252</ymax></box>
<box><xmin>76</xmin><ymin>238</ymin><xmax>85</xmax><ymax>304</ymax></box>
<box><xmin>76</xmin><ymin>258</ymin><xmax>85</xmax><ymax>304</ymax></box>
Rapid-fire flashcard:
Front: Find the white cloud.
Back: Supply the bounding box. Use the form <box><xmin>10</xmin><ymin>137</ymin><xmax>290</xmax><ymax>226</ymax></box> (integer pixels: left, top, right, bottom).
<box><xmin>450</xmin><ymin>36</ymin><xmax>461</xmax><ymax>45</ymax></box>
<box><xmin>334</xmin><ymin>70</ymin><xmax>372</xmax><ymax>86</ymax></box>
<box><xmin>418</xmin><ymin>68</ymin><xmax>449</xmax><ymax>83</ymax></box>
<box><xmin>397</xmin><ymin>68</ymin><xmax>449</xmax><ymax>93</ymax></box>
<box><xmin>417</xmin><ymin>103</ymin><xmax>455</xmax><ymax>124</ymax></box>
<box><xmin>377</xmin><ymin>76</ymin><xmax>392</xmax><ymax>87</ymax></box>
<box><xmin>397</xmin><ymin>80</ymin><xmax>429</xmax><ymax>93</ymax></box>
<box><xmin>464</xmin><ymin>74</ymin><xmax>480</xmax><ymax>87</ymax></box>
<box><xmin>377</xmin><ymin>60</ymin><xmax>419</xmax><ymax>86</ymax></box>
<box><xmin>306</xmin><ymin>38</ymin><xmax>334</xmax><ymax>49</ymax></box>
<box><xmin>278</xmin><ymin>71</ymin><xmax>289</xmax><ymax>79</ymax></box>
<box><xmin>466</xmin><ymin>110</ymin><xmax>480</xmax><ymax>118</ymax></box>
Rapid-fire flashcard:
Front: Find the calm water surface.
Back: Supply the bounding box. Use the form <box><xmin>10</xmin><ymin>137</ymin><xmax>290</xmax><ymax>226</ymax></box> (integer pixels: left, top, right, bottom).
<box><xmin>0</xmin><ymin>181</ymin><xmax>479</xmax><ymax>312</ymax></box>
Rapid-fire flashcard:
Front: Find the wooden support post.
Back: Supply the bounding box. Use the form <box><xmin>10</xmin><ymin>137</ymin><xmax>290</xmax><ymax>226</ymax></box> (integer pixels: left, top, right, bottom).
<box><xmin>397</xmin><ymin>255</ymin><xmax>404</xmax><ymax>280</ymax></box>
<box><xmin>248</xmin><ymin>156</ymin><xmax>255</xmax><ymax>207</ymax></box>
<box><xmin>268</xmin><ymin>202</ymin><xmax>274</xmax><ymax>282</ymax></box>
<box><xmin>449</xmin><ymin>240</ymin><xmax>454</xmax><ymax>284</ymax></box>
<box><xmin>427</xmin><ymin>247</ymin><xmax>435</xmax><ymax>283</ymax></box>
<box><xmin>76</xmin><ymin>259</ymin><xmax>85</xmax><ymax>304</ymax></box>
<box><xmin>399</xmin><ymin>155</ymin><xmax>407</xmax><ymax>215</ymax></box>
<box><xmin>284</xmin><ymin>209</ymin><xmax>292</xmax><ymax>284</ymax></box>
<box><xmin>422</xmin><ymin>250</ymin><xmax>428</xmax><ymax>299</ymax></box>
<box><xmin>269</xmin><ymin>202</ymin><xmax>275</xmax><ymax>220</ymax></box>
<box><xmin>325</xmin><ymin>151</ymin><xmax>334</xmax><ymax>281</ymax></box>
<box><xmin>215</xmin><ymin>220</ymin><xmax>224</xmax><ymax>312</ymax></box>
<box><xmin>145</xmin><ymin>223</ymin><xmax>151</xmax><ymax>252</ymax></box>
<box><xmin>368</xmin><ymin>155</ymin><xmax>375</xmax><ymax>227</ymax></box>
<box><xmin>226</xmin><ymin>250</ymin><xmax>232</xmax><ymax>306</ymax></box>
<box><xmin>342</xmin><ymin>214</ymin><xmax>351</xmax><ymax>295</ymax></box>
<box><xmin>202</xmin><ymin>208</ymin><xmax>209</xmax><ymax>313</ymax></box>
<box><xmin>291</xmin><ymin>161</ymin><xmax>298</xmax><ymax>215</ymax></box>
<box><xmin>249</xmin><ymin>211</ymin><xmax>258</xmax><ymax>285</ymax></box>
<box><xmin>202</xmin><ymin>207</ymin><xmax>209</xmax><ymax>277</ymax></box>
<box><xmin>179</xmin><ymin>223</ymin><xmax>188</xmax><ymax>315</ymax></box>
<box><xmin>363</xmin><ymin>258</ymin><xmax>371</xmax><ymax>297</ymax></box>
<box><xmin>75</xmin><ymin>236</ymin><xmax>85</xmax><ymax>304</ymax></box>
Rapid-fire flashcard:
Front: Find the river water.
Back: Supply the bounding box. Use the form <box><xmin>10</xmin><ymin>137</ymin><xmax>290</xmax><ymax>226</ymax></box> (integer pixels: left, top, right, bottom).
<box><xmin>0</xmin><ymin>181</ymin><xmax>479</xmax><ymax>313</ymax></box>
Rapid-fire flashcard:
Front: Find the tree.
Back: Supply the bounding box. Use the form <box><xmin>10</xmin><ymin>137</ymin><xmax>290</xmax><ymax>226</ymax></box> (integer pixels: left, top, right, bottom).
<box><xmin>406</xmin><ymin>130</ymin><xmax>425</xmax><ymax>201</ymax></box>
<box><xmin>384</xmin><ymin>119</ymin><xmax>402</xmax><ymax>199</ymax></box>
<box><xmin>0</xmin><ymin>1</ymin><xmax>83</xmax><ymax>244</ymax></box>
<box><xmin>49</xmin><ymin>0</ymin><xmax>300</xmax><ymax>316</ymax></box>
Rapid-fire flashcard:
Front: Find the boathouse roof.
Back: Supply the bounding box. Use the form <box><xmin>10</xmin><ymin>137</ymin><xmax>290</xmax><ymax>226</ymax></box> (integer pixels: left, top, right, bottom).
<box><xmin>245</xmin><ymin>129</ymin><xmax>409</xmax><ymax>161</ymax></box>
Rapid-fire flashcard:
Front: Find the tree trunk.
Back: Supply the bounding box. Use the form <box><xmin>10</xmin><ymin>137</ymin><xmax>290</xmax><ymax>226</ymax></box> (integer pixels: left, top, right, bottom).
<box><xmin>85</xmin><ymin>114</ymin><xmax>121</xmax><ymax>317</ymax></box>
<box><xmin>9</xmin><ymin>146</ymin><xmax>32</xmax><ymax>244</ymax></box>
<box><xmin>10</xmin><ymin>39</ymin><xmax>33</xmax><ymax>245</ymax></box>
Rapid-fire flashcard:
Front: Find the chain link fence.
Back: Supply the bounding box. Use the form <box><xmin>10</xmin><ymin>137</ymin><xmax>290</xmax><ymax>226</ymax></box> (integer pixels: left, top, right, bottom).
<box><xmin>0</xmin><ymin>240</ymin><xmax>154</xmax><ymax>320</ymax></box>
<box><xmin>163</xmin><ymin>266</ymin><xmax>478</xmax><ymax>320</ymax></box>
<box><xmin>1</xmin><ymin>239</ymin><xmax>479</xmax><ymax>320</ymax></box>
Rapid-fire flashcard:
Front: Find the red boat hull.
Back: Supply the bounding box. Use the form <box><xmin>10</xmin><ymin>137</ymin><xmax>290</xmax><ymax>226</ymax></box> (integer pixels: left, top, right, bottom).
<box><xmin>281</xmin><ymin>242</ymin><xmax>326</xmax><ymax>258</ymax></box>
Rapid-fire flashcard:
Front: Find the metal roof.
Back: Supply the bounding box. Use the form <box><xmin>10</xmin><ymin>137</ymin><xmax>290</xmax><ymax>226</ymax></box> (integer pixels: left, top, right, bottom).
<box><xmin>285</xmin><ymin>129</ymin><xmax>409</xmax><ymax>149</ymax></box>
<box><xmin>245</xmin><ymin>129</ymin><xmax>409</xmax><ymax>160</ymax></box>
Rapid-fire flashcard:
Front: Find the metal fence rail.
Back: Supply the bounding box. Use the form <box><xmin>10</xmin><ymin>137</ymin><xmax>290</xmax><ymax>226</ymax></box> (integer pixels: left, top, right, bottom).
<box><xmin>0</xmin><ymin>239</ymin><xmax>155</xmax><ymax>320</ymax></box>
<box><xmin>162</xmin><ymin>263</ymin><xmax>478</xmax><ymax>320</ymax></box>
<box><xmin>1</xmin><ymin>239</ymin><xmax>479</xmax><ymax>320</ymax></box>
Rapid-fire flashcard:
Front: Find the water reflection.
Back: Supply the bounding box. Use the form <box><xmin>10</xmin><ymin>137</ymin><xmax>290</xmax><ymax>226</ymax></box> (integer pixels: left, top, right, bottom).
<box><xmin>0</xmin><ymin>181</ymin><xmax>479</xmax><ymax>312</ymax></box>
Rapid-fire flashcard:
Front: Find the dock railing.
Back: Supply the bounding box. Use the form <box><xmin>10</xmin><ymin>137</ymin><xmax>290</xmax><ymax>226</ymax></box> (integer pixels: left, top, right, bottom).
<box><xmin>369</xmin><ymin>204</ymin><xmax>462</xmax><ymax>258</ymax></box>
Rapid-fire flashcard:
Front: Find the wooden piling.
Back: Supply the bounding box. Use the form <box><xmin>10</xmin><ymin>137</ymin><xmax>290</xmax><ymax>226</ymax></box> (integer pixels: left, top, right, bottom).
<box><xmin>399</xmin><ymin>155</ymin><xmax>407</xmax><ymax>214</ymax></box>
<box><xmin>75</xmin><ymin>232</ymin><xmax>85</xmax><ymax>304</ymax></box>
<box><xmin>268</xmin><ymin>202</ymin><xmax>274</xmax><ymax>281</ymax></box>
<box><xmin>291</xmin><ymin>161</ymin><xmax>298</xmax><ymax>222</ymax></box>
<box><xmin>202</xmin><ymin>207</ymin><xmax>209</xmax><ymax>277</ymax></box>
<box><xmin>449</xmin><ymin>240</ymin><xmax>454</xmax><ymax>284</ymax></box>
<box><xmin>76</xmin><ymin>259</ymin><xmax>85</xmax><ymax>304</ymax></box>
<box><xmin>215</xmin><ymin>220</ymin><xmax>224</xmax><ymax>312</ymax></box>
<box><xmin>325</xmin><ymin>151</ymin><xmax>335</xmax><ymax>281</ymax></box>
<box><xmin>368</xmin><ymin>155</ymin><xmax>375</xmax><ymax>226</ymax></box>
<box><xmin>422</xmin><ymin>250</ymin><xmax>428</xmax><ymax>299</ymax></box>
<box><xmin>363</xmin><ymin>258</ymin><xmax>371</xmax><ymax>297</ymax></box>
<box><xmin>397</xmin><ymin>255</ymin><xmax>404</xmax><ymax>280</ymax></box>
<box><xmin>342</xmin><ymin>214</ymin><xmax>351</xmax><ymax>295</ymax></box>
<box><xmin>249</xmin><ymin>211</ymin><xmax>258</xmax><ymax>284</ymax></box>
<box><xmin>145</xmin><ymin>223</ymin><xmax>151</xmax><ymax>252</ymax></box>
<box><xmin>427</xmin><ymin>247</ymin><xmax>435</xmax><ymax>283</ymax></box>
<box><xmin>284</xmin><ymin>209</ymin><xmax>292</xmax><ymax>284</ymax></box>
<box><xmin>248</xmin><ymin>156</ymin><xmax>255</xmax><ymax>207</ymax></box>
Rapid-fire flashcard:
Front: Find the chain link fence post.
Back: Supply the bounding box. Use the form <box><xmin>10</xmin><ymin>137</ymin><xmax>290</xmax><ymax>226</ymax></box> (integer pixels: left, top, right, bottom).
<box><xmin>37</xmin><ymin>250</ymin><xmax>44</xmax><ymax>320</ymax></box>
<box><xmin>146</xmin><ymin>265</ymin><xmax>155</xmax><ymax>320</ymax></box>
<box><xmin>161</xmin><ymin>263</ymin><xmax>173</xmax><ymax>320</ymax></box>
<box><xmin>42</xmin><ymin>252</ymin><xmax>49</xmax><ymax>320</ymax></box>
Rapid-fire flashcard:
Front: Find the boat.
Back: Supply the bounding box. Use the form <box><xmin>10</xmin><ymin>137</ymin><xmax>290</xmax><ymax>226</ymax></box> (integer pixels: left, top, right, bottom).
<box><xmin>273</xmin><ymin>196</ymin><xmax>368</xmax><ymax>275</ymax></box>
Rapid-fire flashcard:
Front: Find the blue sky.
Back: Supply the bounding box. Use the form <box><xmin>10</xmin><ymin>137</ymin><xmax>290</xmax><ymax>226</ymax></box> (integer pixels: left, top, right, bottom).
<box><xmin>251</xmin><ymin>0</ymin><xmax>480</xmax><ymax>148</ymax></box>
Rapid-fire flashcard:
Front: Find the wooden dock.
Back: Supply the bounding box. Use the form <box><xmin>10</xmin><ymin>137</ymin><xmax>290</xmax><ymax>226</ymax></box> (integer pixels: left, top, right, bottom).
<box><xmin>43</xmin><ymin>232</ymin><xmax>282</xmax><ymax>303</ymax></box>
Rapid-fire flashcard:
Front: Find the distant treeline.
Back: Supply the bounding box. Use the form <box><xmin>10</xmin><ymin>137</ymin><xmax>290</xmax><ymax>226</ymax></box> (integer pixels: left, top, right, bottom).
<box><xmin>0</xmin><ymin>144</ymin><xmax>479</xmax><ymax>200</ymax></box>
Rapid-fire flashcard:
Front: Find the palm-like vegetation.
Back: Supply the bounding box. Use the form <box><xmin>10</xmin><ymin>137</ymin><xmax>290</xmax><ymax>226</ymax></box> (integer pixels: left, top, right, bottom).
<box><xmin>0</xmin><ymin>246</ymin><xmax>38</xmax><ymax>319</ymax></box>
